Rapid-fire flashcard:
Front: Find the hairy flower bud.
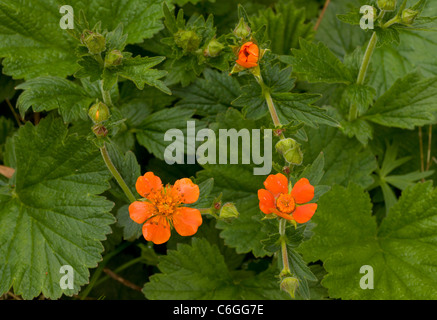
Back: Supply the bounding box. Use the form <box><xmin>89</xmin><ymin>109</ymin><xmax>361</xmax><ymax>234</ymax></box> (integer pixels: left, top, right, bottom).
<box><xmin>82</xmin><ymin>30</ymin><xmax>106</xmax><ymax>55</ymax></box>
<box><xmin>219</xmin><ymin>202</ymin><xmax>239</xmax><ymax>219</ymax></box>
<box><xmin>174</xmin><ymin>30</ymin><xmax>201</xmax><ymax>52</ymax></box>
<box><xmin>280</xmin><ymin>277</ymin><xmax>299</xmax><ymax>299</ymax></box>
<box><xmin>203</xmin><ymin>39</ymin><xmax>225</xmax><ymax>57</ymax></box>
<box><xmin>233</xmin><ymin>17</ymin><xmax>251</xmax><ymax>39</ymax></box>
<box><xmin>89</xmin><ymin>101</ymin><xmax>110</xmax><ymax>124</ymax></box>
<box><xmin>92</xmin><ymin>124</ymin><xmax>108</xmax><ymax>138</ymax></box>
<box><xmin>105</xmin><ymin>50</ymin><xmax>123</xmax><ymax>67</ymax></box>
<box><xmin>401</xmin><ymin>8</ymin><xmax>419</xmax><ymax>25</ymax></box>
<box><xmin>275</xmin><ymin>138</ymin><xmax>303</xmax><ymax>166</ymax></box>
<box><xmin>377</xmin><ymin>0</ymin><xmax>396</xmax><ymax>11</ymax></box>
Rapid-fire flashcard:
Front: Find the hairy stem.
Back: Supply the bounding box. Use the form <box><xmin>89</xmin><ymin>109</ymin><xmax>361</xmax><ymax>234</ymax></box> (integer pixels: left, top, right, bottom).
<box><xmin>100</xmin><ymin>143</ymin><xmax>137</xmax><ymax>203</ymax></box>
<box><xmin>279</xmin><ymin>218</ymin><xmax>291</xmax><ymax>277</ymax></box>
<box><xmin>350</xmin><ymin>31</ymin><xmax>377</xmax><ymax>121</ymax></box>
<box><xmin>102</xmin><ymin>267</ymin><xmax>142</xmax><ymax>292</ymax></box>
<box><xmin>357</xmin><ymin>32</ymin><xmax>377</xmax><ymax>85</ymax></box>
<box><xmin>100</xmin><ymin>81</ymin><xmax>114</xmax><ymax>108</ymax></box>
<box><xmin>314</xmin><ymin>0</ymin><xmax>331</xmax><ymax>31</ymax></box>
<box><xmin>5</xmin><ymin>98</ymin><xmax>23</xmax><ymax>126</ymax></box>
<box><xmin>419</xmin><ymin>126</ymin><xmax>425</xmax><ymax>174</ymax></box>
<box><xmin>426</xmin><ymin>125</ymin><xmax>433</xmax><ymax>171</ymax></box>
<box><xmin>256</xmin><ymin>75</ymin><xmax>286</xmax><ymax>139</ymax></box>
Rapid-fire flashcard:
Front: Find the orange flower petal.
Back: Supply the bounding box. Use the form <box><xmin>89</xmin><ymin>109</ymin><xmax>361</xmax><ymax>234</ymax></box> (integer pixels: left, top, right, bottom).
<box><xmin>258</xmin><ymin>189</ymin><xmax>276</xmax><ymax>214</ymax></box>
<box><xmin>236</xmin><ymin>60</ymin><xmax>257</xmax><ymax>68</ymax></box>
<box><xmin>128</xmin><ymin>201</ymin><xmax>155</xmax><ymax>224</ymax></box>
<box><xmin>292</xmin><ymin>203</ymin><xmax>317</xmax><ymax>224</ymax></box>
<box><xmin>246</xmin><ymin>44</ymin><xmax>259</xmax><ymax>57</ymax></box>
<box><xmin>241</xmin><ymin>41</ymin><xmax>253</xmax><ymax>50</ymax></box>
<box><xmin>142</xmin><ymin>216</ymin><xmax>171</xmax><ymax>245</ymax></box>
<box><xmin>173</xmin><ymin>207</ymin><xmax>202</xmax><ymax>236</ymax></box>
<box><xmin>236</xmin><ymin>42</ymin><xmax>259</xmax><ymax>69</ymax></box>
<box><xmin>274</xmin><ymin>210</ymin><xmax>294</xmax><ymax>221</ymax></box>
<box><xmin>247</xmin><ymin>54</ymin><xmax>258</xmax><ymax>63</ymax></box>
<box><xmin>264</xmin><ymin>173</ymin><xmax>288</xmax><ymax>197</ymax></box>
<box><xmin>136</xmin><ymin>172</ymin><xmax>162</xmax><ymax>198</ymax></box>
<box><xmin>172</xmin><ymin>178</ymin><xmax>199</xmax><ymax>204</ymax></box>
<box><xmin>290</xmin><ymin>178</ymin><xmax>314</xmax><ymax>204</ymax></box>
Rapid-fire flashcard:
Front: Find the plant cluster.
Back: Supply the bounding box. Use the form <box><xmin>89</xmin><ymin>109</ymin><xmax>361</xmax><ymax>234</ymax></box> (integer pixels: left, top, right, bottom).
<box><xmin>0</xmin><ymin>0</ymin><xmax>437</xmax><ymax>300</ymax></box>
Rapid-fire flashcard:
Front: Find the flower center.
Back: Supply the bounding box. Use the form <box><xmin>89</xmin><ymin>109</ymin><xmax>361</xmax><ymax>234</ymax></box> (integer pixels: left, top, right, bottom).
<box><xmin>148</xmin><ymin>187</ymin><xmax>181</xmax><ymax>217</ymax></box>
<box><xmin>276</xmin><ymin>193</ymin><xmax>296</xmax><ymax>214</ymax></box>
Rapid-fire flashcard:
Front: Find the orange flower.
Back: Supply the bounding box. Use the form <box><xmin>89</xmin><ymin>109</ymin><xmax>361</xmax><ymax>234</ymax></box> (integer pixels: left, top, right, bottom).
<box><xmin>258</xmin><ymin>173</ymin><xmax>317</xmax><ymax>223</ymax></box>
<box><xmin>236</xmin><ymin>42</ymin><xmax>259</xmax><ymax>68</ymax></box>
<box><xmin>129</xmin><ymin>172</ymin><xmax>202</xmax><ymax>244</ymax></box>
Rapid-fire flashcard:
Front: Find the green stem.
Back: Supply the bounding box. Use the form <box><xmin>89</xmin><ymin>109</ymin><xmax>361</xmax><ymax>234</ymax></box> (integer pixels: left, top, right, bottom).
<box><xmin>255</xmin><ymin>75</ymin><xmax>285</xmax><ymax>139</ymax></box>
<box><xmin>349</xmin><ymin>31</ymin><xmax>377</xmax><ymax>121</ymax></box>
<box><xmin>357</xmin><ymin>32</ymin><xmax>377</xmax><ymax>85</ymax></box>
<box><xmin>100</xmin><ymin>143</ymin><xmax>137</xmax><ymax>203</ymax></box>
<box><xmin>382</xmin><ymin>16</ymin><xmax>400</xmax><ymax>29</ymax></box>
<box><xmin>100</xmin><ymin>81</ymin><xmax>114</xmax><ymax>108</ymax></box>
<box><xmin>279</xmin><ymin>218</ymin><xmax>291</xmax><ymax>277</ymax></box>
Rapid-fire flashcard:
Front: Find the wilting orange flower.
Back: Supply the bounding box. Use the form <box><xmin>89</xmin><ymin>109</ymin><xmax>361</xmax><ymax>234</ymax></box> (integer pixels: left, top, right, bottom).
<box><xmin>258</xmin><ymin>173</ymin><xmax>317</xmax><ymax>223</ymax></box>
<box><xmin>129</xmin><ymin>172</ymin><xmax>202</xmax><ymax>244</ymax></box>
<box><xmin>236</xmin><ymin>41</ymin><xmax>259</xmax><ymax>68</ymax></box>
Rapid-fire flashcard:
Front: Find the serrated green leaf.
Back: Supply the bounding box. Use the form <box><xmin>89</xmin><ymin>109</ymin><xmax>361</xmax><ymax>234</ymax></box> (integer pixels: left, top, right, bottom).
<box><xmin>0</xmin><ymin>116</ymin><xmax>114</xmax><ymax>299</ymax></box>
<box><xmin>336</xmin><ymin>10</ymin><xmax>362</xmax><ymax>26</ymax></box>
<box><xmin>0</xmin><ymin>1</ymin><xmax>77</xmax><ymax>79</ymax></box>
<box><xmin>300</xmin><ymin>182</ymin><xmax>437</xmax><ymax>299</ymax></box>
<box><xmin>0</xmin><ymin>0</ymin><xmax>165</xmax><ymax>80</ymax></box>
<box><xmin>302</xmin><ymin>124</ymin><xmax>377</xmax><ymax>188</ymax></box>
<box><xmin>136</xmin><ymin>107</ymin><xmax>204</xmax><ymax>160</ymax></box>
<box><xmin>68</xmin><ymin>0</ymin><xmax>166</xmax><ymax>44</ymax></box>
<box><xmin>174</xmin><ymin>69</ymin><xmax>242</xmax><ymax>117</ymax></box>
<box><xmin>16</xmin><ymin>76</ymin><xmax>94</xmax><ymax>122</ymax></box>
<box><xmin>375</xmin><ymin>27</ymin><xmax>400</xmax><ymax>48</ymax></box>
<box><xmin>288</xmin><ymin>39</ymin><xmax>354</xmax><ymax>84</ymax></box>
<box><xmin>232</xmin><ymin>64</ymin><xmax>338</xmax><ymax>128</ymax></box>
<box><xmin>251</xmin><ymin>2</ymin><xmax>314</xmax><ymax>55</ymax></box>
<box><xmin>198</xmin><ymin>164</ymin><xmax>269</xmax><ymax>258</ymax></box>
<box><xmin>340</xmin><ymin>118</ymin><xmax>374</xmax><ymax>145</ymax></box>
<box><xmin>364</xmin><ymin>72</ymin><xmax>437</xmax><ymax>129</ymax></box>
<box><xmin>315</xmin><ymin>0</ymin><xmax>367</xmax><ymax>58</ymax></box>
<box><xmin>143</xmin><ymin>238</ymin><xmax>289</xmax><ymax>300</ymax></box>
<box><xmin>143</xmin><ymin>238</ymin><xmax>234</xmax><ymax>299</ymax></box>
<box><xmin>116</xmin><ymin>56</ymin><xmax>170</xmax><ymax>94</ymax></box>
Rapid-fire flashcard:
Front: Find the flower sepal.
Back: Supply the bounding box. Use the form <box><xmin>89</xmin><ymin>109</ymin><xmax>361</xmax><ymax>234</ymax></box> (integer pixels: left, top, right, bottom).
<box><xmin>275</xmin><ymin>138</ymin><xmax>303</xmax><ymax>166</ymax></box>
<box><xmin>219</xmin><ymin>202</ymin><xmax>240</xmax><ymax>220</ymax></box>
<box><xmin>81</xmin><ymin>30</ymin><xmax>106</xmax><ymax>55</ymax></box>
<box><xmin>280</xmin><ymin>277</ymin><xmax>299</xmax><ymax>299</ymax></box>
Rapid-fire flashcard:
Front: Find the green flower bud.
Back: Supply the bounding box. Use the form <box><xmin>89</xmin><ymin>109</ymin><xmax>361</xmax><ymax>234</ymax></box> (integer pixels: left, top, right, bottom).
<box><xmin>88</xmin><ymin>101</ymin><xmax>110</xmax><ymax>124</ymax></box>
<box><xmin>82</xmin><ymin>30</ymin><xmax>106</xmax><ymax>55</ymax></box>
<box><xmin>174</xmin><ymin>30</ymin><xmax>201</xmax><ymax>52</ymax></box>
<box><xmin>280</xmin><ymin>277</ymin><xmax>299</xmax><ymax>299</ymax></box>
<box><xmin>219</xmin><ymin>202</ymin><xmax>239</xmax><ymax>219</ymax></box>
<box><xmin>401</xmin><ymin>8</ymin><xmax>419</xmax><ymax>25</ymax></box>
<box><xmin>377</xmin><ymin>0</ymin><xmax>396</xmax><ymax>11</ymax></box>
<box><xmin>92</xmin><ymin>124</ymin><xmax>108</xmax><ymax>138</ymax></box>
<box><xmin>275</xmin><ymin>138</ymin><xmax>303</xmax><ymax>166</ymax></box>
<box><xmin>233</xmin><ymin>17</ymin><xmax>251</xmax><ymax>39</ymax></box>
<box><xmin>104</xmin><ymin>50</ymin><xmax>123</xmax><ymax>67</ymax></box>
<box><xmin>203</xmin><ymin>39</ymin><xmax>225</xmax><ymax>57</ymax></box>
